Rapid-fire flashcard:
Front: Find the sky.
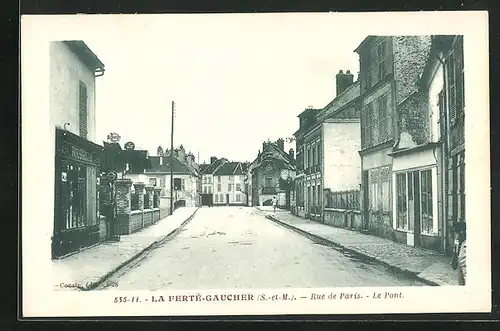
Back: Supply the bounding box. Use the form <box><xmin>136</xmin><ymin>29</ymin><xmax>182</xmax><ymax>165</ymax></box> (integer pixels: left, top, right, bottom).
<box><xmin>83</xmin><ymin>14</ymin><xmax>365</xmax><ymax>164</ymax></box>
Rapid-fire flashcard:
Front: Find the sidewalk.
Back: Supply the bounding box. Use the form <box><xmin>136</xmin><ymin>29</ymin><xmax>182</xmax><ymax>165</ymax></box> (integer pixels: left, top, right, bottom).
<box><xmin>52</xmin><ymin>207</ymin><xmax>199</xmax><ymax>291</ymax></box>
<box><xmin>258</xmin><ymin>207</ymin><xmax>458</xmax><ymax>286</ymax></box>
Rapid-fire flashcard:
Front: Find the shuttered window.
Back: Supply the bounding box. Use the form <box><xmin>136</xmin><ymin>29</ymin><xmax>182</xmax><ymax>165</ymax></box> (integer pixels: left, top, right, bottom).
<box><xmin>363</xmin><ymin>103</ymin><xmax>374</xmax><ymax>148</ymax></box>
<box><xmin>447</xmin><ymin>53</ymin><xmax>457</xmax><ymax>122</ymax></box>
<box><xmin>378</xmin><ymin>95</ymin><xmax>388</xmax><ymax>142</ymax></box>
<box><xmin>78</xmin><ymin>81</ymin><xmax>88</xmax><ymax>139</ymax></box>
<box><xmin>455</xmin><ymin>37</ymin><xmax>465</xmax><ymax>119</ymax></box>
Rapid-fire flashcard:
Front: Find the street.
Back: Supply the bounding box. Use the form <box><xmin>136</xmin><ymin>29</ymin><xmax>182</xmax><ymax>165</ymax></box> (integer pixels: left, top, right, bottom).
<box><xmin>99</xmin><ymin>207</ymin><xmax>424</xmax><ymax>290</ymax></box>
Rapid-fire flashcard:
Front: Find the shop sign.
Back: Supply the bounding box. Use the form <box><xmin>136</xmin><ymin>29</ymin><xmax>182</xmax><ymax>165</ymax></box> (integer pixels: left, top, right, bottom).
<box><xmin>58</xmin><ymin>142</ymin><xmax>98</xmax><ymax>164</ymax></box>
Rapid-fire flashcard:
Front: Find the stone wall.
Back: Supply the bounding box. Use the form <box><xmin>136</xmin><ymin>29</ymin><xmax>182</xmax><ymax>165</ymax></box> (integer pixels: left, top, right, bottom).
<box><xmin>393</xmin><ymin>36</ymin><xmax>432</xmax><ymax>105</ymax></box>
<box><xmin>323</xmin><ymin>209</ymin><xmax>363</xmax><ymax>230</ymax></box>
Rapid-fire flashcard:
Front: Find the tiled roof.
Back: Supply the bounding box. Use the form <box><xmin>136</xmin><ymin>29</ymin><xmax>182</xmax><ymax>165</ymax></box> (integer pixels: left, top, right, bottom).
<box><xmin>201</xmin><ymin>158</ymin><xmax>226</xmax><ymax>175</ymax></box>
<box><xmin>213</xmin><ymin>162</ymin><xmax>244</xmax><ymax>176</ymax></box>
<box><xmin>146</xmin><ymin>156</ymin><xmax>192</xmax><ymax>175</ymax></box>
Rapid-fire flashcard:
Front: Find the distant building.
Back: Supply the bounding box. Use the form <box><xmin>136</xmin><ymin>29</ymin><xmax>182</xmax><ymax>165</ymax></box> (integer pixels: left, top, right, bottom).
<box><xmin>249</xmin><ymin>139</ymin><xmax>296</xmax><ymax>207</ymax></box>
<box><xmin>124</xmin><ymin>145</ymin><xmax>201</xmax><ymax>208</ymax></box>
<box><xmin>50</xmin><ymin>41</ymin><xmax>105</xmax><ymax>259</ymax></box>
<box><xmin>200</xmin><ymin>157</ymin><xmax>248</xmax><ymax>206</ymax></box>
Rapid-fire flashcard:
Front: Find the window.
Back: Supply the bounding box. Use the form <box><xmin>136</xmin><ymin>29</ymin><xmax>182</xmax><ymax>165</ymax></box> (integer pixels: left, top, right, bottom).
<box><xmin>317</xmin><ymin>185</ymin><xmax>321</xmax><ymax>207</ymax></box>
<box><xmin>219</xmin><ymin>194</ymin><xmax>224</xmax><ymax>203</ymax></box>
<box><xmin>181</xmin><ymin>179</ymin><xmax>185</xmax><ymax>191</ymax></box>
<box><xmin>149</xmin><ymin>178</ymin><xmax>157</xmax><ymax>186</ymax></box>
<box><xmin>78</xmin><ymin>81</ymin><xmax>88</xmax><ymax>139</ymax></box>
<box><xmin>378</xmin><ymin>95</ymin><xmax>389</xmax><ymax>142</ymax></box>
<box><xmin>312</xmin><ymin>144</ymin><xmax>316</xmax><ymax>167</ymax></box>
<box><xmin>317</xmin><ymin>142</ymin><xmax>322</xmax><ymax>166</ymax></box>
<box><xmin>218</xmin><ymin>176</ymin><xmax>221</xmax><ymax>182</ymax></box>
<box><xmin>308</xmin><ymin>147</ymin><xmax>312</xmax><ymax>169</ymax></box>
<box><xmin>363</xmin><ymin>103</ymin><xmax>374</xmax><ymax>148</ymax></box>
<box><xmin>236</xmin><ymin>194</ymin><xmax>241</xmax><ymax>202</ymax></box>
<box><xmin>377</xmin><ymin>41</ymin><xmax>388</xmax><ymax>81</ymax></box>
<box><xmin>236</xmin><ymin>183</ymin><xmax>241</xmax><ymax>191</ymax></box>
<box><xmin>217</xmin><ymin>183</ymin><xmax>221</xmax><ymax>192</ymax></box>
<box><xmin>228</xmin><ymin>184</ymin><xmax>232</xmax><ymax>191</ymax></box>
<box><xmin>396</xmin><ymin>173</ymin><xmax>408</xmax><ymax>230</ymax></box>
<box><xmin>208</xmin><ymin>186</ymin><xmax>212</xmax><ymax>194</ymax></box>
<box><xmin>203</xmin><ymin>186</ymin><xmax>207</xmax><ymax>194</ymax></box>
<box><xmin>447</xmin><ymin>52</ymin><xmax>457</xmax><ymax>122</ymax></box>
<box><xmin>420</xmin><ymin>170</ymin><xmax>433</xmax><ymax>234</ymax></box>
<box><xmin>59</xmin><ymin>161</ymin><xmax>97</xmax><ymax>230</ymax></box>
<box><xmin>214</xmin><ymin>194</ymin><xmax>219</xmax><ymax>203</ymax></box>
<box><xmin>265</xmin><ymin>177</ymin><xmax>272</xmax><ymax>187</ymax></box>
<box><xmin>203</xmin><ymin>176</ymin><xmax>207</xmax><ymax>184</ymax></box>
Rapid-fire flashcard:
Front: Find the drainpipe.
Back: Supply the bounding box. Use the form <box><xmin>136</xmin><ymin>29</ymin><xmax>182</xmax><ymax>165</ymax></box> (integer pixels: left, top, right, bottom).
<box><xmin>436</xmin><ymin>54</ymin><xmax>450</xmax><ymax>254</ymax></box>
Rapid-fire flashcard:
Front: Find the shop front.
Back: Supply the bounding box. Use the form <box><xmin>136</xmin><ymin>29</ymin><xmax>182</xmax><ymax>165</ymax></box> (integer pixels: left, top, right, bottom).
<box><xmin>391</xmin><ymin>144</ymin><xmax>442</xmax><ymax>252</ymax></box>
<box><xmin>52</xmin><ymin>128</ymin><xmax>103</xmax><ymax>259</ymax></box>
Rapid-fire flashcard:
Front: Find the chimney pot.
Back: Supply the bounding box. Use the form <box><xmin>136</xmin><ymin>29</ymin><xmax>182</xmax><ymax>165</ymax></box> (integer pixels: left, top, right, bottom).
<box><xmin>339</xmin><ymin>70</ymin><xmax>344</xmax><ymax>74</ymax></box>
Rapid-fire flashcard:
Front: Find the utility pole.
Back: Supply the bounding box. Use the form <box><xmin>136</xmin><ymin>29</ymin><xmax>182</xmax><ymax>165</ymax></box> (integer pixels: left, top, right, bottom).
<box><xmin>170</xmin><ymin>101</ymin><xmax>175</xmax><ymax>215</ymax></box>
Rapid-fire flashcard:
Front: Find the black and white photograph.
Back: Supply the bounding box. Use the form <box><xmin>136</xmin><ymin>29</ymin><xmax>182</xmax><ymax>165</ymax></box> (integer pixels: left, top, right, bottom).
<box><xmin>21</xmin><ymin>12</ymin><xmax>490</xmax><ymax>317</ymax></box>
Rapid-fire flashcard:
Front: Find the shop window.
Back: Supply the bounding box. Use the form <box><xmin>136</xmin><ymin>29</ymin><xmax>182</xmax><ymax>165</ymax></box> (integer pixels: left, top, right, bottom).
<box><xmin>60</xmin><ymin>161</ymin><xmax>97</xmax><ymax>230</ymax></box>
<box><xmin>420</xmin><ymin>169</ymin><xmax>434</xmax><ymax>234</ymax></box>
<box><xmin>396</xmin><ymin>173</ymin><xmax>407</xmax><ymax>230</ymax></box>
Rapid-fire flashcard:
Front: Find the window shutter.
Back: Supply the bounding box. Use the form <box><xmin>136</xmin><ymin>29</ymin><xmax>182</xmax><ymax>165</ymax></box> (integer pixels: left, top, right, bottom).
<box><xmin>447</xmin><ymin>53</ymin><xmax>457</xmax><ymax>122</ymax></box>
<box><xmin>78</xmin><ymin>82</ymin><xmax>88</xmax><ymax>139</ymax></box>
<box><xmin>456</xmin><ymin>39</ymin><xmax>465</xmax><ymax>117</ymax></box>
<box><xmin>378</xmin><ymin>95</ymin><xmax>388</xmax><ymax>142</ymax></box>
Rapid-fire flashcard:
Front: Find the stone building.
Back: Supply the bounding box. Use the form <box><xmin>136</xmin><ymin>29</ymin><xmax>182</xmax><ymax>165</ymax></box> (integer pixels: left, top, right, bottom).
<box><xmin>249</xmin><ymin>139</ymin><xmax>296</xmax><ymax>207</ymax></box>
<box><xmin>50</xmin><ymin>41</ymin><xmax>106</xmax><ymax>259</ymax></box>
<box><xmin>293</xmin><ymin>70</ymin><xmax>362</xmax><ymax>221</ymax></box>
<box><xmin>355</xmin><ymin>35</ymin><xmax>464</xmax><ymax>253</ymax></box>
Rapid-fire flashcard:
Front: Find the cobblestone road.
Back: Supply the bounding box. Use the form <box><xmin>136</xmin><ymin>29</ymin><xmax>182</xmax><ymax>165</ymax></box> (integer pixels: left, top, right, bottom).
<box><xmin>100</xmin><ymin>207</ymin><xmax>425</xmax><ymax>290</ymax></box>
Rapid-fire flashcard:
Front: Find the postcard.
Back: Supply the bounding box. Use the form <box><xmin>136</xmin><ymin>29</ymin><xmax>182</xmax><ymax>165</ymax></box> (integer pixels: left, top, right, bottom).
<box><xmin>20</xmin><ymin>11</ymin><xmax>490</xmax><ymax>318</ymax></box>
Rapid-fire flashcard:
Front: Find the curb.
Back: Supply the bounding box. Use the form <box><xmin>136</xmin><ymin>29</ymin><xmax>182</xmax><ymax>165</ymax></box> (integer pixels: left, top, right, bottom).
<box><xmin>84</xmin><ymin>207</ymin><xmax>200</xmax><ymax>291</ymax></box>
<box><xmin>265</xmin><ymin>214</ymin><xmax>440</xmax><ymax>286</ymax></box>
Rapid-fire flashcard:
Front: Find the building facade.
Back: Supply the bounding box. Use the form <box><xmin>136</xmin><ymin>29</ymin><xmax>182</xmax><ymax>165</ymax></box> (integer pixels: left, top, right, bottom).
<box><xmin>50</xmin><ymin>41</ymin><xmax>106</xmax><ymax>259</ymax></box>
<box><xmin>125</xmin><ymin>145</ymin><xmax>201</xmax><ymax>208</ymax></box>
<box><xmin>293</xmin><ymin>70</ymin><xmax>361</xmax><ymax>220</ymax></box>
<box><xmin>250</xmin><ymin>139</ymin><xmax>296</xmax><ymax>207</ymax></box>
<box><xmin>355</xmin><ymin>35</ymin><xmax>464</xmax><ymax>253</ymax></box>
<box><xmin>200</xmin><ymin>157</ymin><xmax>248</xmax><ymax>206</ymax></box>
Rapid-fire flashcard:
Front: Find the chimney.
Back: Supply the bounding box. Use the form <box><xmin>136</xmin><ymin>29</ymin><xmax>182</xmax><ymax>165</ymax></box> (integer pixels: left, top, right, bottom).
<box><xmin>210</xmin><ymin>156</ymin><xmax>217</xmax><ymax>164</ymax></box>
<box><xmin>276</xmin><ymin>138</ymin><xmax>284</xmax><ymax>151</ymax></box>
<box><xmin>336</xmin><ymin>69</ymin><xmax>354</xmax><ymax>97</ymax></box>
<box><xmin>262</xmin><ymin>141</ymin><xmax>267</xmax><ymax>152</ymax></box>
<box><xmin>289</xmin><ymin>148</ymin><xmax>295</xmax><ymax>160</ymax></box>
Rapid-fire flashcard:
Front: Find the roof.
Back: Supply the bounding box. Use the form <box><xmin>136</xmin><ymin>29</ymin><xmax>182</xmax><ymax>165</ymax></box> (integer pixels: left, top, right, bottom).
<box><xmin>145</xmin><ymin>156</ymin><xmax>193</xmax><ymax>175</ymax></box>
<box><xmin>354</xmin><ymin>36</ymin><xmax>377</xmax><ymax>53</ymax></box>
<box><xmin>297</xmin><ymin>108</ymin><xmax>321</xmax><ymax>118</ymax></box>
<box><xmin>62</xmin><ymin>40</ymin><xmax>105</xmax><ymax>72</ymax></box>
<box><xmin>213</xmin><ymin>162</ymin><xmax>245</xmax><ymax>176</ymax></box>
<box><xmin>201</xmin><ymin>158</ymin><xmax>225</xmax><ymax>175</ymax></box>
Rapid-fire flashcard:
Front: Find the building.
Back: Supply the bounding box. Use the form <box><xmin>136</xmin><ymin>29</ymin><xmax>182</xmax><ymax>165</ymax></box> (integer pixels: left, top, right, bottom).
<box><xmin>355</xmin><ymin>35</ymin><xmax>464</xmax><ymax>253</ymax></box>
<box><xmin>293</xmin><ymin>70</ymin><xmax>362</xmax><ymax>220</ymax></box>
<box><xmin>50</xmin><ymin>41</ymin><xmax>106</xmax><ymax>259</ymax></box>
<box><xmin>200</xmin><ymin>157</ymin><xmax>248</xmax><ymax>206</ymax></box>
<box><xmin>124</xmin><ymin>145</ymin><xmax>201</xmax><ymax>208</ymax></box>
<box><xmin>249</xmin><ymin>139</ymin><xmax>296</xmax><ymax>207</ymax></box>
<box><xmin>200</xmin><ymin>157</ymin><xmax>226</xmax><ymax>206</ymax></box>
